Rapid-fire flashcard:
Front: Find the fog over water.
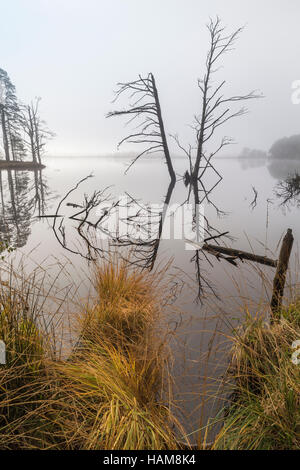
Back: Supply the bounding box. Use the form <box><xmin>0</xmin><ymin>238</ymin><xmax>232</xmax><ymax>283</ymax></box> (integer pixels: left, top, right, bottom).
<box><xmin>1</xmin><ymin>0</ymin><xmax>300</xmax><ymax>156</ymax></box>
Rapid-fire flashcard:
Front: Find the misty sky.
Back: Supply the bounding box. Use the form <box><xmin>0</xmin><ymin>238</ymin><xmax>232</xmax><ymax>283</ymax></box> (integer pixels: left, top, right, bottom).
<box><xmin>2</xmin><ymin>0</ymin><xmax>300</xmax><ymax>156</ymax></box>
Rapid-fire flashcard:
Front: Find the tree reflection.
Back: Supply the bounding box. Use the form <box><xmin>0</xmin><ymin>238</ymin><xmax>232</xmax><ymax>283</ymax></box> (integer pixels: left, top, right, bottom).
<box><xmin>51</xmin><ymin>173</ymin><xmax>229</xmax><ymax>303</ymax></box>
<box><xmin>275</xmin><ymin>172</ymin><xmax>300</xmax><ymax>209</ymax></box>
<box><xmin>51</xmin><ymin>175</ymin><xmax>176</xmax><ymax>270</ymax></box>
<box><xmin>0</xmin><ymin>168</ymin><xmax>49</xmax><ymax>248</ymax></box>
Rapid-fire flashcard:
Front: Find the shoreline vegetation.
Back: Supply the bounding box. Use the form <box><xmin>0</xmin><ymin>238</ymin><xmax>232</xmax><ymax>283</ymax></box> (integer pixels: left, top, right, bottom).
<box><xmin>0</xmin><ymin>68</ymin><xmax>51</xmax><ymax>170</ymax></box>
<box><xmin>213</xmin><ymin>304</ymin><xmax>300</xmax><ymax>450</ymax></box>
<box><xmin>0</xmin><ymin>257</ymin><xmax>299</xmax><ymax>450</ymax></box>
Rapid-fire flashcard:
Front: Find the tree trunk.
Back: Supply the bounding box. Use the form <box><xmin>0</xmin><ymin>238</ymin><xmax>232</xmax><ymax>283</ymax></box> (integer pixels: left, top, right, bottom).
<box><xmin>28</xmin><ymin>106</ymin><xmax>37</xmax><ymax>163</ymax></box>
<box><xmin>32</xmin><ymin>107</ymin><xmax>42</xmax><ymax>165</ymax></box>
<box><xmin>8</xmin><ymin>120</ymin><xmax>16</xmax><ymax>161</ymax></box>
<box><xmin>150</xmin><ymin>74</ymin><xmax>176</xmax><ymax>182</ymax></box>
<box><xmin>192</xmin><ymin>50</ymin><xmax>213</xmax><ymax>181</ymax></box>
<box><xmin>149</xmin><ymin>178</ymin><xmax>175</xmax><ymax>270</ymax></box>
<box><xmin>1</xmin><ymin>107</ymin><xmax>10</xmax><ymax>162</ymax></box>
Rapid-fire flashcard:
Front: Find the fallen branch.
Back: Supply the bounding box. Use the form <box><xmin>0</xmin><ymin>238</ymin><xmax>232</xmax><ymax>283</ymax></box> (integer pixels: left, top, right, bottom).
<box><xmin>202</xmin><ymin>243</ymin><xmax>277</xmax><ymax>267</ymax></box>
<box><xmin>185</xmin><ymin>239</ymin><xmax>277</xmax><ymax>267</ymax></box>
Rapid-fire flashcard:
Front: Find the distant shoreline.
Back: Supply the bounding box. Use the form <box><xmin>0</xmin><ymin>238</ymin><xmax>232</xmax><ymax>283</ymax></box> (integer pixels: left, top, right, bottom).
<box><xmin>40</xmin><ymin>153</ymin><xmax>300</xmax><ymax>162</ymax></box>
<box><xmin>0</xmin><ymin>160</ymin><xmax>46</xmax><ymax>170</ymax></box>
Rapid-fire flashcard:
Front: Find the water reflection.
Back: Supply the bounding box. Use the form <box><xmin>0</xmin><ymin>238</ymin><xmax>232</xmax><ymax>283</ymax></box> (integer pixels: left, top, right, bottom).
<box><xmin>238</xmin><ymin>153</ymin><xmax>300</xmax><ymax>181</ymax></box>
<box><xmin>237</xmin><ymin>146</ymin><xmax>300</xmax><ymax>212</ymax></box>
<box><xmin>237</xmin><ymin>140</ymin><xmax>300</xmax><ymax>182</ymax></box>
<box><xmin>275</xmin><ymin>172</ymin><xmax>300</xmax><ymax>209</ymax></box>
<box><xmin>268</xmin><ymin>158</ymin><xmax>300</xmax><ymax>180</ymax></box>
<box><xmin>238</xmin><ymin>147</ymin><xmax>267</xmax><ymax>171</ymax></box>
<box><xmin>51</xmin><ymin>176</ymin><xmax>177</xmax><ymax>269</ymax></box>
<box><xmin>50</xmin><ymin>167</ymin><xmax>230</xmax><ymax>306</ymax></box>
<box><xmin>114</xmin><ymin>179</ymin><xmax>176</xmax><ymax>271</ymax></box>
<box><xmin>0</xmin><ymin>168</ymin><xmax>49</xmax><ymax>248</ymax></box>
<box><xmin>1</xmin><ymin>155</ymin><xmax>299</xmax><ymax>443</ymax></box>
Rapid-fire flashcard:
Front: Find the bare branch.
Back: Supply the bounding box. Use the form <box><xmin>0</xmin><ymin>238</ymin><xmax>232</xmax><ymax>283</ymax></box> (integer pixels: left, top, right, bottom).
<box><xmin>189</xmin><ymin>17</ymin><xmax>262</xmax><ymax>183</ymax></box>
<box><xmin>107</xmin><ymin>73</ymin><xmax>176</xmax><ymax>181</ymax></box>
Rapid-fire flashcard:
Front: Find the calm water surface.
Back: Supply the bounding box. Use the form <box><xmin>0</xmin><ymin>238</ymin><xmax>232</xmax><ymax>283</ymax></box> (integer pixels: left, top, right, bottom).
<box><xmin>1</xmin><ymin>155</ymin><xmax>299</xmax><ymax>441</ymax></box>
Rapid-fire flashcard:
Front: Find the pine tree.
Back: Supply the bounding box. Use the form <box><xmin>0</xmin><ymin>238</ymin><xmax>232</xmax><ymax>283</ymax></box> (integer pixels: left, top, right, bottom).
<box><xmin>0</xmin><ymin>68</ymin><xmax>24</xmax><ymax>162</ymax></box>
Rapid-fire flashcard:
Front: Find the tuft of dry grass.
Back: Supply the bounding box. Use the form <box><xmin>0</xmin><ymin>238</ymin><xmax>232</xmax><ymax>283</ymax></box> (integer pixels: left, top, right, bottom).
<box><xmin>0</xmin><ymin>268</ymin><xmax>53</xmax><ymax>449</ymax></box>
<box><xmin>45</xmin><ymin>339</ymin><xmax>178</xmax><ymax>450</ymax></box>
<box><xmin>0</xmin><ymin>258</ymin><xmax>182</xmax><ymax>450</ymax></box>
<box><xmin>42</xmin><ymin>259</ymin><xmax>180</xmax><ymax>450</ymax></box>
<box><xmin>80</xmin><ymin>260</ymin><xmax>163</xmax><ymax>344</ymax></box>
<box><xmin>213</xmin><ymin>302</ymin><xmax>300</xmax><ymax>450</ymax></box>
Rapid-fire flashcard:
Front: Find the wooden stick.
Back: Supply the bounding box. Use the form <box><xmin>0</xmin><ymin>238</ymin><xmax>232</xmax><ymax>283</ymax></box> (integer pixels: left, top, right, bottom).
<box><xmin>202</xmin><ymin>243</ymin><xmax>277</xmax><ymax>267</ymax></box>
<box><xmin>270</xmin><ymin>228</ymin><xmax>294</xmax><ymax>321</ymax></box>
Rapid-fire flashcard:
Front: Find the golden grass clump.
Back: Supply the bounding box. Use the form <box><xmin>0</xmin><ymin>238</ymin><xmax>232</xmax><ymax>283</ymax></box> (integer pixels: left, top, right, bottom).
<box><xmin>45</xmin><ymin>260</ymin><xmax>179</xmax><ymax>450</ymax></box>
<box><xmin>0</xmin><ymin>259</ymin><xmax>180</xmax><ymax>450</ymax></box>
<box><xmin>47</xmin><ymin>339</ymin><xmax>178</xmax><ymax>450</ymax></box>
<box><xmin>80</xmin><ymin>261</ymin><xmax>161</xmax><ymax>344</ymax></box>
<box><xmin>0</xmin><ymin>274</ymin><xmax>51</xmax><ymax>449</ymax></box>
<box><xmin>213</xmin><ymin>305</ymin><xmax>300</xmax><ymax>450</ymax></box>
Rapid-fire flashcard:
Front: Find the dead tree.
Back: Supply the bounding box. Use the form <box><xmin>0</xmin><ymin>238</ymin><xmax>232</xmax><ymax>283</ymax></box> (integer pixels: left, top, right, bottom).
<box><xmin>107</xmin><ymin>73</ymin><xmax>176</xmax><ymax>181</ymax></box>
<box><xmin>26</xmin><ymin>105</ymin><xmax>37</xmax><ymax>164</ymax></box>
<box><xmin>179</xmin><ymin>17</ymin><xmax>261</xmax><ymax>182</ymax></box>
<box><xmin>20</xmin><ymin>98</ymin><xmax>53</xmax><ymax>165</ymax></box>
